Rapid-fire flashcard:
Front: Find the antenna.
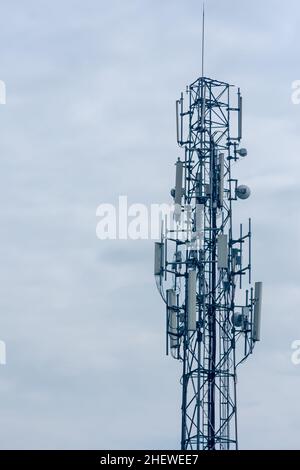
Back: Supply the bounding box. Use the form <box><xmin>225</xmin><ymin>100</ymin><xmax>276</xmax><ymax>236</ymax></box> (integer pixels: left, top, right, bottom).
<box><xmin>201</xmin><ymin>2</ymin><xmax>205</xmax><ymax>77</ymax></box>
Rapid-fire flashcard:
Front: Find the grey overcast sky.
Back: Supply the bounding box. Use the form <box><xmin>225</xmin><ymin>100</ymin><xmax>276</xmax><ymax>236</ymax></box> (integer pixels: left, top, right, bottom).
<box><xmin>0</xmin><ymin>0</ymin><xmax>299</xmax><ymax>449</ymax></box>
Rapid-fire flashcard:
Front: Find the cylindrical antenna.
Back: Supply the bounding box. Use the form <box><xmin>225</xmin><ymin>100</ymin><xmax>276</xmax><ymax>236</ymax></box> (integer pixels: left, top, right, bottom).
<box><xmin>180</xmin><ymin>93</ymin><xmax>184</xmax><ymax>143</ymax></box>
<box><xmin>202</xmin><ymin>3</ymin><xmax>205</xmax><ymax>77</ymax></box>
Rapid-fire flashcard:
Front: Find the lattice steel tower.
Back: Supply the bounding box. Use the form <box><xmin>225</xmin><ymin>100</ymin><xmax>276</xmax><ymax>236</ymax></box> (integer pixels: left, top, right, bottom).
<box><xmin>154</xmin><ymin>76</ymin><xmax>262</xmax><ymax>450</ymax></box>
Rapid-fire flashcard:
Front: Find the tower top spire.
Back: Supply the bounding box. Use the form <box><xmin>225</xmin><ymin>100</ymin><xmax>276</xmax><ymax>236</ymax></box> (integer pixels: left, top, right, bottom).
<box><xmin>201</xmin><ymin>2</ymin><xmax>205</xmax><ymax>77</ymax></box>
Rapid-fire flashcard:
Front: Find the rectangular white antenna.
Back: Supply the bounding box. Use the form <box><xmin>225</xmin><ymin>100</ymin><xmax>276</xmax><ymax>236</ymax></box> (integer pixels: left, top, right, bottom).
<box><xmin>196</xmin><ymin>204</ymin><xmax>204</xmax><ymax>235</ymax></box>
<box><xmin>188</xmin><ymin>270</ymin><xmax>197</xmax><ymax>331</ymax></box>
<box><xmin>217</xmin><ymin>234</ymin><xmax>228</xmax><ymax>269</ymax></box>
<box><xmin>154</xmin><ymin>242</ymin><xmax>164</xmax><ymax>276</ymax></box>
<box><xmin>253</xmin><ymin>282</ymin><xmax>263</xmax><ymax>341</ymax></box>
<box><xmin>238</xmin><ymin>89</ymin><xmax>243</xmax><ymax>141</ymax></box>
<box><xmin>175</xmin><ymin>159</ymin><xmax>184</xmax><ymax>206</ymax></box>
<box><xmin>176</xmin><ymin>100</ymin><xmax>180</xmax><ymax>144</ymax></box>
<box><xmin>218</xmin><ymin>153</ymin><xmax>225</xmax><ymax>207</ymax></box>
<box><xmin>167</xmin><ymin>289</ymin><xmax>178</xmax><ymax>349</ymax></box>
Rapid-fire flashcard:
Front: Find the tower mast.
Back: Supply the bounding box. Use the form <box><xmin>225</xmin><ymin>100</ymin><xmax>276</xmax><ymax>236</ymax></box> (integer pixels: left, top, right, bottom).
<box><xmin>155</xmin><ymin>75</ymin><xmax>262</xmax><ymax>450</ymax></box>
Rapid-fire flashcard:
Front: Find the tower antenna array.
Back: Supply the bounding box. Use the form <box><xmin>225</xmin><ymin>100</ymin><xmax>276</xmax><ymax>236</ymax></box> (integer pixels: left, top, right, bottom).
<box><xmin>154</xmin><ymin>64</ymin><xmax>262</xmax><ymax>450</ymax></box>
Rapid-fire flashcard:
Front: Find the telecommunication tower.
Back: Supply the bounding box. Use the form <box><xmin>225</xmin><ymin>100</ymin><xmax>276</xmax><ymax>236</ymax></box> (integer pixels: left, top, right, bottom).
<box><xmin>154</xmin><ymin>43</ymin><xmax>262</xmax><ymax>451</ymax></box>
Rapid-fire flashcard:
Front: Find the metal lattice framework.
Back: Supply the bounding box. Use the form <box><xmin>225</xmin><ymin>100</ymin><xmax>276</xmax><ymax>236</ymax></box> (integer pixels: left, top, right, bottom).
<box><xmin>155</xmin><ymin>76</ymin><xmax>262</xmax><ymax>450</ymax></box>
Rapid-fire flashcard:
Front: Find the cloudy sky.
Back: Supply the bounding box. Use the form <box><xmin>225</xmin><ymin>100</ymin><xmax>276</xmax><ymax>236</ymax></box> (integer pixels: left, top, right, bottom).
<box><xmin>0</xmin><ymin>0</ymin><xmax>299</xmax><ymax>450</ymax></box>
